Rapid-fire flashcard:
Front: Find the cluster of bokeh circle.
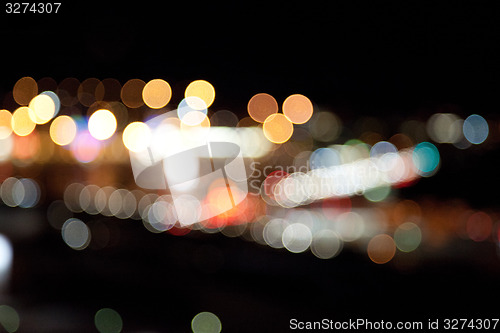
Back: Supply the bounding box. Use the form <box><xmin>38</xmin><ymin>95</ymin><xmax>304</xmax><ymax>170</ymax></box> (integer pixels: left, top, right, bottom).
<box><xmin>0</xmin><ymin>303</ymin><xmax>222</xmax><ymax>333</ymax></box>
<box><xmin>247</xmin><ymin>92</ymin><xmax>314</xmax><ymax>144</ymax></box>
<box><xmin>0</xmin><ymin>76</ymin><xmax>495</xmax><ymax>267</ymax></box>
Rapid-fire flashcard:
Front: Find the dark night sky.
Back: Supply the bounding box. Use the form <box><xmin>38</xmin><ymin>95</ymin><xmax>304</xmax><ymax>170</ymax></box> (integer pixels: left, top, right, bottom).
<box><xmin>2</xmin><ymin>2</ymin><xmax>500</xmax><ymax>113</ymax></box>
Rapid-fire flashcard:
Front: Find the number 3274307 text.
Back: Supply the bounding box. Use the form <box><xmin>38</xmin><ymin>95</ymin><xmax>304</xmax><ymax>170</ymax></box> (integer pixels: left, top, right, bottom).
<box><xmin>6</xmin><ymin>3</ymin><xmax>61</xmax><ymax>14</ymax></box>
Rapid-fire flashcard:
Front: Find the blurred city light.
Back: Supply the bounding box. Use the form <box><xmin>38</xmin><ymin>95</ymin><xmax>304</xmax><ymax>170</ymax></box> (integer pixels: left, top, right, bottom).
<box><xmin>0</xmin><ymin>305</ymin><xmax>19</xmax><ymax>333</ymax></box>
<box><xmin>191</xmin><ymin>311</ymin><xmax>222</xmax><ymax>333</ymax></box>
<box><xmin>0</xmin><ymin>74</ymin><xmax>497</xmax><ymax>330</ymax></box>
<box><xmin>61</xmin><ymin>218</ymin><xmax>91</xmax><ymax>250</ymax></box>
<box><xmin>94</xmin><ymin>308</ymin><xmax>123</xmax><ymax>333</ymax></box>
<box><xmin>13</xmin><ymin>77</ymin><xmax>37</xmax><ymax>106</ymax></box>
<box><xmin>11</xmin><ymin>107</ymin><xmax>36</xmax><ymax>137</ymax></box>
<box><xmin>263</xmin><ymin>113</ymin><xmax>294</xmax><ymax>143</ymax></box>
<box><xmin>50</xmin><ymin>115</ymin><xmax>77</xmax><ymax>146</ymax></box>
<box><xmin>0</xmin><ymin>235</ymin><xmax>13</xmax><ymax>292</ymax></box>
<box><xmin>122</xmin><ymin>121</ymin><xmax>151</xmax><ymax>152</ymax></box>
<box><xmin>28</xmin><ymin>93</ymin><xmax>57</xmax><ymax>124</ymax></box>
<box><xmin>185</xmin><ymin>79</ymin><xmax>215</xmax><ymax>109</ymax></box>
<box><xmin>463</xmin><ymin>114</ymin><xmax>489</xmax><ymax>144</ymax></box>
<box><xmin>142</xmin><ymin>78</ymin><xmax>172</xmax><ymax>109</ymax></box>
<box><xmin>88</xmin><ymin>109</ymin><xmax>117</xmax><ymax>141</ymax></box>
<box><xmin>282</xmin><ymin>94</ymin><xmax>313</xmax><ymax>124</ymax></box>
<box><xmin>247</xmin><ymin>93</ymin><xmax>278</xmax><ymax>123</ymax></box>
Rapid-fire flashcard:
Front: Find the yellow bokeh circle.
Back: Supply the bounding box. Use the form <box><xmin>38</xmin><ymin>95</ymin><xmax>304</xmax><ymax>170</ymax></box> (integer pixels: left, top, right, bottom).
<box><xmin>142</xmin><ymin>79</ymin><xmax>172</xmax><ymax>109</ymax></box>
<box><xmin>185</xmin><ymin>80</ymin><xmax>215</xmax><ymax>109</ymax></box>
<box><xmin>263</xmin><ymin>113</ymin><xmax>294</xmax><ymax>144</ymax></box>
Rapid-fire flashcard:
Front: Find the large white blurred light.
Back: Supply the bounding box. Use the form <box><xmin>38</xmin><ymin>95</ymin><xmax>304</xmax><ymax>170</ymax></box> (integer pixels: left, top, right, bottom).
<box><xmin>0</xmin><ymin>235</ymin><xmax>13</xmax><ymax>292</ymax></box>
<box><xmin>129</xmin><ymin>111</ymin><xmax>248</xmax><ymax>226</ymax></box>
<box><xmin>88</xmin><ymin>109</ymin><xmax>117</xmax><ymax>141</ymax></box>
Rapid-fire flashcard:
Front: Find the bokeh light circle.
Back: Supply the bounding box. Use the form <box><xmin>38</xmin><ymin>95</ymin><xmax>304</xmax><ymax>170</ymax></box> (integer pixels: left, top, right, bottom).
<box><xmin>142</xmin><ymin>79</ymin><xmax>172</xmax><ymax>109</ymax></box>
<box><xmin>0</xmin><ymin>135</ymin><xmax>13</xmax><ymax>161</ymax></box>
<box><xmin>426</xmin><ymin>113</ymin><xmax>462</xmax><ymax>144</ymax></box>
<box><xmin>121</xmin><ymin>79</ymin><xmax>146</xmax><ymax>108</ymax></box>
<box><xmin>247</xmin><ymin>93</ymin><xmax>278</xmax><ymax>123</ymax></box>
<box><xmin>57</xmin><ymin>77</ymin><xmax>79</xmax><ymax>106</ymax></box>
<box><xmin>0</xmin><ymin>110</ymin><xmax>13</xmax><ymax>140</ymax></box>
<box><xmin>11</xmin><ymin>107</ymin><xmax>36</xmax><ymax>136</ymax></box>
<box><xmin>14</xmin><ymin>178</ymin><xmax>40</xmax><ymax>208</ymax></box>
<box><xmin>394</xmin><ymin>222</ymin><xmax>422</xmax><ymax>252</ymax></box>
<box><xmin>463</xmin><ymin>114</ymin><xmax>488</xmax><ymax>144</ymax></box>
<box><xmin>311</xmin><ymin>230</ymin><xmax>343</xmax><ymax>259</ymax></box>
<box><xmin>47</xmin><ymin>200</ymin><xmax>73</xmax><ymax>230</ymax></box>
<box><xmin>282</xmin><ymin>94</ymin><xmax>313</xmax><ymax>124</ymax></box>
<box><xmin>185</xmin><ymin>80</ymin><xmax>215</xmax><ymax>109</ymax></box>
<box><xmin>191</xmin><ymin>311</ymin><xmax>222</xmax><ymax>333</ymax></box>
<box><xmin>13</xmin><ymin>76</ymin><xmax>38</xmax><ymax>106</ymax></box>
<box><xmin>310</xmin><ymin>147</ymin><xmax>340</xmax><ymax>169</ymax></box>
<box><xmin>335</xmin><ymin>211</ymin><xmax>365</xmax><ymax>242</ymax></box>
<box><xmin>95</xmin><ymin>308</ymin><xmax>123</xmax><ymax>333</ymax></box>
<box><xmin>0</xmin><ymin>305</ymin><xmax>20</xmax><ymax>333</ymax></box>
<box><xmin>180</xmin><ymin>109</ymin><xmax>209</xmax><ymax>128</ymax></box>
<box><xmin>122</xmin><ymin>121</ymin><xmax>152</xmax><ymax>152</ymax></box>
<box><xmin>50</xmin><ymin>115</ymin><xmax>77</xmax><ymax>146</ymax></box>
<box><xmin>41</xmin><ymin>91</ymin><xmax>60</xmax><ymax>115</ymax></box>
<box><xmin>61</xmin><ymin>218</ymin><xmax>91</xmax><ymax>250</ymax></box>
<box><xmin>263</xmin><ymin>218</ymin><xmax>288</xmax><ymax>248</ymax></box>
<box><xmin>70</xmin><ymin>131</ymin><xmax>102</xmax><ymax>163</ymax></box>
<box><xmin>178</xmin><ymin>97</ymin><xmax>208</xmax><ymax>125</ymax></box>
<box><xmin>370</xmin><ymin>141</ymin><xmax>397</xmax><ymax>157</ymax></box>
<box><xmin>309</xmin><ymin>111</ymin><xmax>342</xmax><ymax>142</ymax></box>
<box><xmin>466</xmin><ymin>211</ymin><xmax>493</xmax><ymax>242</ymax></box>
<box><xmin>78</xmin><ymin>78</ymin><xmax>102</xmax><ymax>106</ymax></box>
<box><xmin>263</xmin><ymin>113</ymin><xmax>294</xmax><ymax>144</ymax></box>
<box><xmin>63</xmin><ymin>182</ymin><xmax>85</xmax><ymax>213</ymax></box>
<box><xmin>79</xmin><ymin>184</ymin><xmax>100</xmax><ymax>215</ymax></box>
<box><xmin>28</xmin><ymin>93</ymin><xmax>56</xmax><ymax>124</ymax></box>
<box><xmin>88</xmin><ymin>109</ymin><xmax>117</xmax><ymax>140</ymax></box>
<box><xmin>364</xmin><ymin>185</ymin><xmax>391</xmax><ymax>202</ymax></box>
<box><xmin>412</xmin><ymin>142</ymin><xmax>440</xmax><ymax>176</ymax></box>
<box><xmin>282</xmin><ymin>223</ymin><xmax>313</xmax><ymax>253</ymax></box>
<box><xmin>0</xmin><ymin>235</ymin><xmax>13</xmax><ymax>277</ymax></box>
<box><xmin>210</xmin><ymin>110</ymin><xmax>239</xmax><ymax>127</ymax></box>
<box><xmin>367</xmin><ymin>234</ymin><xmax>396</xmax><ymax>264</ymax></box>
